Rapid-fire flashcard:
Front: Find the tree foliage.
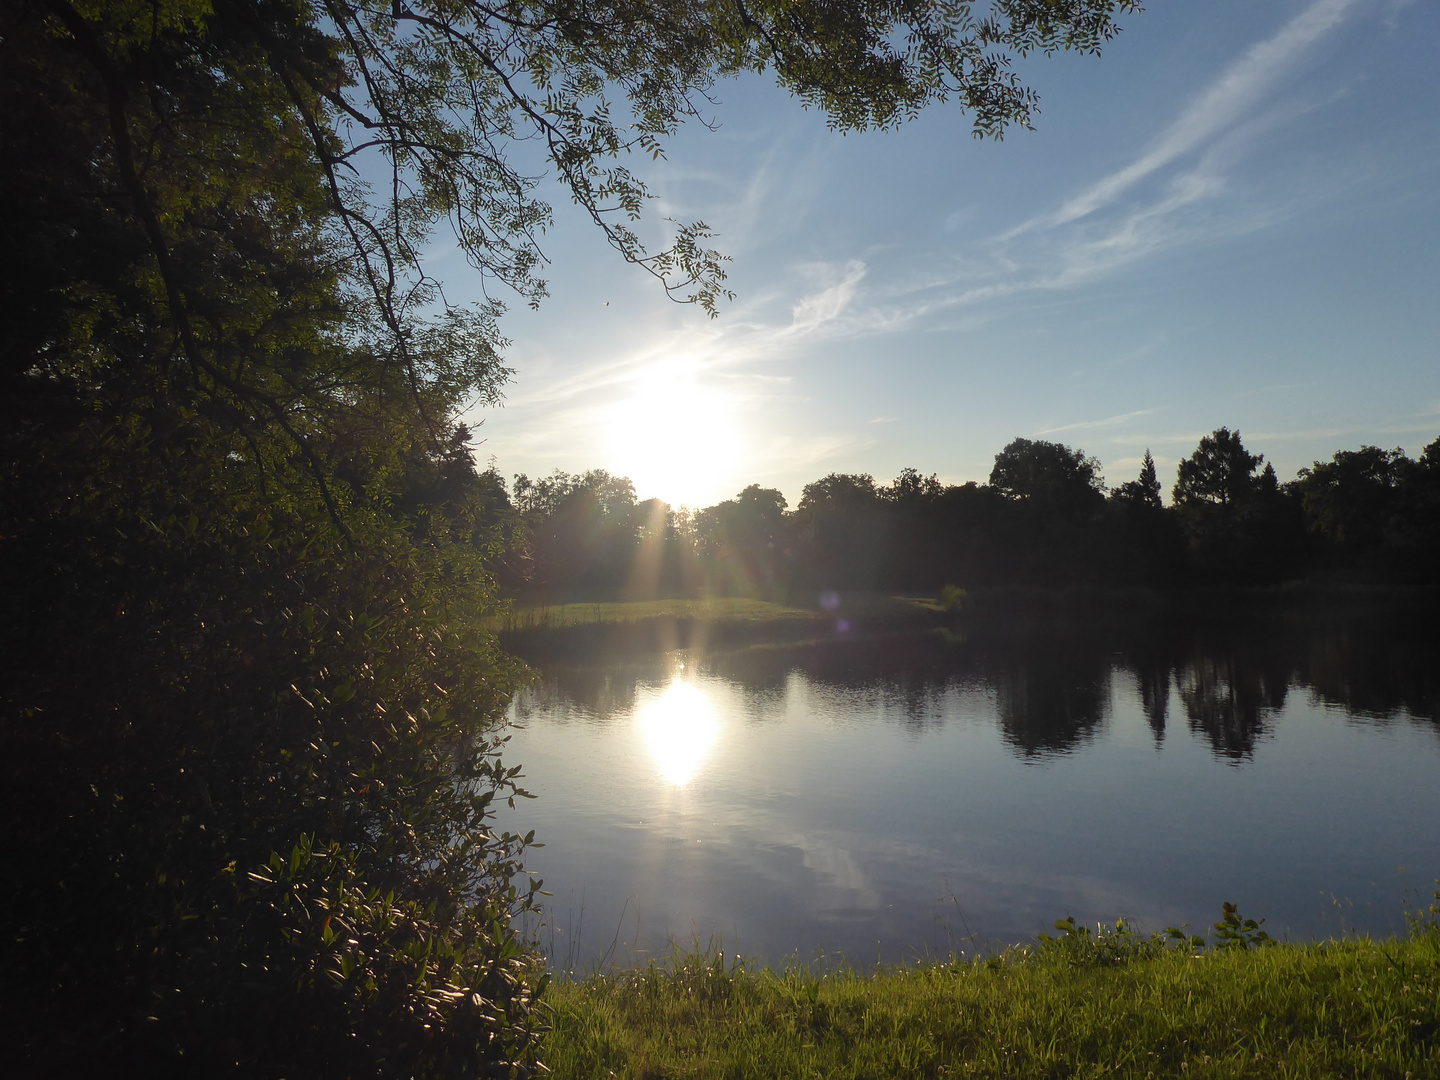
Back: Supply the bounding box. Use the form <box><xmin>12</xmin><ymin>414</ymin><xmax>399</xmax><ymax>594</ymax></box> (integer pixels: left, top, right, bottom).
<box><xmin>2</xmin><ymin>0</ymin><xmax>1148</xmax><ymax>1070</ymax></box>
<box><xmin>990</xmin><ymin>436</ymin><xmax>1105</xmax><ymax>510</ymax></box>
<box><xmin>1296</xmin><ymin>446</ymin><xmax>1409</xmax><ymax>553</ymax></box>
<box><xmin>1173</xmin><ymin>428</ymin><xmax>1263</xmax><ymax>508</ymax></box>
<box><xmin>1114</xmin><ymin>449</ymin><xmax>1163</xmax><ymax>510</ymax></box>
<box><xmin>502</xmin><ymin>430</ymin><xmax>1440</xmax><ymax>600</ymax></box>
<box><xmin>1293</xmin><ymin>439</ymin><xmax>1440</xmax><ymax>581</ymax></box>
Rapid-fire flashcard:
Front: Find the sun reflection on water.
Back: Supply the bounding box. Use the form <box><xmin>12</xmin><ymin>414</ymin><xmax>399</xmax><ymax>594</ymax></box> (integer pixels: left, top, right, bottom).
<box><xmin>636</xmin><ymin>680</ymin><xmax>719</xmax><ymax>786</ymax></box>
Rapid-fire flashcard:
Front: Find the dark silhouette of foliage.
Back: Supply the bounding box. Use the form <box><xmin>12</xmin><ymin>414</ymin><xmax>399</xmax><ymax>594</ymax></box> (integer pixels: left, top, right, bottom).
<box><xmin>792</xmin><ymin>473</ymin><xmax>891</xmax><ymax>590</ymax></box>
<box><xmin>1297</xmin><ymin>445</ymin><xmax>1408</xmax><ymax>552</ymax></box>
<box><xmin>991</xmin><ymin>437</ymin><xmax>1105</xmax><ymax>507</ymax></box>
<box><xmin>501</xmin><ymin>426</ymin><xmax>1440</xmax><ymax>604</ymax></box>
<box><xmin>1174</xmin><ymin>429</ymin><xmax>1264</xmax><ymax>508</ymax></box>
<box><xmin>1</xmin><ymin>0</ymin><xmax>553</xmax><ymax>1068</ymax></box>
<box><xmin>1169</xmin><ymin>429</ymin><xmax>1304</xmax><ymax>585</ymax></box>
<box><xmin>504</xmin><ymin>470</ymin><xmax>699</xmax><ymax>599</ymax></box>
<box><xmin>986</xmin><ymin>437</ymin><xmax>1109</xmax><ymax>585</ymax></box>
<box><xmin>0</xmin><ymin>393</ymin><xmax>546</xmax><ymax>1075</ymax></box>
<box><xmin>506</xmin><ymin>428</ymin><xmax>1440</xmax><ymax>601</ymax></box>
<box><xmin>1291</xmin><ymin>443</ymin><xmax>1440</xmax><ymax>582</ymax></box>
<box><xmin>694</xmin><ymin>485</ymin><xmax>792</xmax><ymax>598</ymax></box>
<box><xmin>1114</xmin><ymin>449</ymin><xmax>1163</xmax><ymax>510</ymax></box>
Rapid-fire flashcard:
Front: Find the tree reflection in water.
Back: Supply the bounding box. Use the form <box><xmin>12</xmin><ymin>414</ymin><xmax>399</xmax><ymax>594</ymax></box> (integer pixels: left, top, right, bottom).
<box><xmin>992</xmin><ymin>655</ymin><xmax>1110</xmax><ymax>758</ymax></box>
<box><xmin>510</xmin><ymin>603</ymin><xmax>1439</xmax><ymax>761</ymax></box>
<box><xmin>1175</xmin><ymin>654</ymin><xmax>1286</xmax><ymax>761</ymax></box>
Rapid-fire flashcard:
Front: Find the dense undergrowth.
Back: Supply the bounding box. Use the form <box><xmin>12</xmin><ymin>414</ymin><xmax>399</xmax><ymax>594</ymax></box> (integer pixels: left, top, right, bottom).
<box><xmin>541</xmin><ymin>905</ymin><xmax>1440</xmax><ymax>1079</ymax></box>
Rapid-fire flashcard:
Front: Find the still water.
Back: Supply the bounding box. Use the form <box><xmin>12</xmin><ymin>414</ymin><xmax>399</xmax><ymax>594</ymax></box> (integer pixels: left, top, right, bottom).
<box><xmin>503</xmin><ymin>611</ymin><xmax>1440</xmax><ymax>967</ymax></box>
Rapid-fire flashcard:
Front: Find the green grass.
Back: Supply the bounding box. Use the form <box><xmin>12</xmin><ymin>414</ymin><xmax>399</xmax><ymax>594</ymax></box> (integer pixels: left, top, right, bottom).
<box><xmin>495</xmin><ymin>597</ymin><xmax>816</xmax><ymax>632</ymax></box>
<box><xmin>540</xmin><ymin>922</ymin><xmax>1440</xmax><ymax>1079</ymax></box>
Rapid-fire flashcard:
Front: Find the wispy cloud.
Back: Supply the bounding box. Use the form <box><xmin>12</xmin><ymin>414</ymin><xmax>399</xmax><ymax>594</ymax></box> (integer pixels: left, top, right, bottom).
<box><xmin>1035</xmin><ymin>409</ymin><xmax>1155</xmax><ymax>436</ymax></box>
<box><xmin>802</xmin><ymin>0</ymin><xmax>1373</xmax><ymax>339</ymax></box>
<box><xmin>789</xmin><ymin>261</ymin><xmax>867</xmax><ymax>332</ymax></box>
<box><xmin>1016</xmin><ymin>0</ymin><xmax>1362</xmax><ymax>235</ymax></box>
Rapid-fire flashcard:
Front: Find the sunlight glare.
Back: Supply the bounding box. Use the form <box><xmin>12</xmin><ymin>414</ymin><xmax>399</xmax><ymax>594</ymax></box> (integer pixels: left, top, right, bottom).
<box><xmin>604</xmin><ymin>361</ymin><xmax>744</xmax><ymax>508</ymax></box>
<box><xmin>636</xmin><ymin>681</ymin><xmax>720</xmax><ymax>787</ymax></box>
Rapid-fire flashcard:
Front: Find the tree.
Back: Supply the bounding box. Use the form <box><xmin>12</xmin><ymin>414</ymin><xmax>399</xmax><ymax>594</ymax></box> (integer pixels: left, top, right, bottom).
<box><xmin>1292</xmin><ymin>440</ymin><xmax>1440</xmax><ymax>582</ymax></box>
<box><xmin>990</xmin><ymin>436</ymin><xmax>1105</xmax><ymax>511</ymax></box>
<box><xmin>1107</xmin><ymin>449</ymin><xmax>1187</xmax><ymax>585</ymax></box>
<box><xmin>1171</xmin><ymin>429</ymin><xmax>1302</xmax><ymax>584</ymax></box>
<box><xmin>513</xmin><ymin>469</ymin><xmax>650</xmax><ymax>595</ymax></box>
<box><xmin>884</xmin><ymin>467</ymin><xmax>945</xmax><ymax>505</ymax></box>
<box><xmin>985</xmin><ymin>437</ymin><xmax>1107</xmax><ymax>584</ymax></box>
<box><xmin>1114</xmin><ymin>449</ymin><xmax>1163</xmax><ymax>510</ymax></box>
<box><xmin>2</xmin><ymin>0</ymin><xmax>1143</xmax><ymax>1071</ymax></box>
<box><xmin>793</xmin><ymin>473</ymin><xmax>889</xmax><ymax>588</ymax></box>
<box><xmin>1295</xmin><ymin>446</ymin><xmax>1408</xmax><ymax>555</ymax></box>
<box><xmin>695</xmin><ymin>485</ymin><xmax>791</xmax><ymax>597</ymax></box>
<box><xmin>1172</xmin><ymin>428</ymin><xmax>1263</xmax><ymax>508</ymax></box>
<box><xmin>1394</xmin><ymin>437</ymin><xmax>1440</xmax><ymax>582</ymax></box>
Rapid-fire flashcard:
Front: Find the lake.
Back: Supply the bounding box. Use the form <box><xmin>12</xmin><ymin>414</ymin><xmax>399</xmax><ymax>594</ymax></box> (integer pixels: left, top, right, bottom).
<box><xmin>502</xmin><ymin>603</ymin><xmax>1440</xmax><ymax>968</ymax></box>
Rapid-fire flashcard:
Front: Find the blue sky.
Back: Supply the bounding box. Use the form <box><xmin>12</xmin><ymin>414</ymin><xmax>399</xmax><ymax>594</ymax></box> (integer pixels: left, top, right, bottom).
<box><xmin>448</xmin><ymin>0</ymin><xmax>1440</xmax><ymax>510</ymax></box>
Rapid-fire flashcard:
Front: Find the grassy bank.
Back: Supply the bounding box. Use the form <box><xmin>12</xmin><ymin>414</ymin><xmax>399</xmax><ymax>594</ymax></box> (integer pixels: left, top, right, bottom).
<box><xmin>495</xmin><ymin>584</ymin><xmax>1440</xmax><ymax>661</ymax></box>
<box><xmin>494</xmin><ymin>597</ymin><xmax>817</xmax><ymax>633</ymax></box>
<box><xmin>494</xmin><ymin>594</ymin><xmax>941</xmax><ymax>658</ymax></box>
<box><xmin>497</xmin><ymin>585</ymin><xmax>1440</xmax><ymax>633</ymax></box>
<box><xmin>542</xmin><ymin>920</ymin><xmax>1440</xmax><ymax>1079</ymax></box>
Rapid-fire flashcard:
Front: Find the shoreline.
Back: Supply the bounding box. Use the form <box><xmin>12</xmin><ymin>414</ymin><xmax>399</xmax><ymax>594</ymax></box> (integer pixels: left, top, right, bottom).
<box><xmin>496</xmin><ymin>584</ymin><xmax>1440</xmax><ymax>660</ymax></box>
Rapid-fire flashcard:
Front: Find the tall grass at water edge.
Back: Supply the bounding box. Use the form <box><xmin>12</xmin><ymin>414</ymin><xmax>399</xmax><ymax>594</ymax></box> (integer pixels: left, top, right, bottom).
<box><xmin>540</xmin><ymin>901</ymin><xmax>1440</xmax><ymax>1079</ymax></box>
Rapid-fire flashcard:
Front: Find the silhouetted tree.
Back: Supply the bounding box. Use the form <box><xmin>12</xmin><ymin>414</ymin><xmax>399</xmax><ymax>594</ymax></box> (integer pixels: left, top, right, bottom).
<box><xmin>694</xmin><ymin>485</ymin><xmax>791</xmax><ymax>597</ymax></box>
<box><xmin>1388</xmin><ymin>437</ymin><xmax>1440</xmax><ymax>583</ymax></box>
<box><xmin>872</xmin><ymin>468</ymin><xmax>946</xmax><ymax>589</ymax></box>
<box><xmin>792</xmin><ymin>473</ymin><xmax>889</xmax><ymax>590</ymax></box>
<box><xmin>1114</xmin><ymin>450</ymin><xmax>1163</xmax><ymax>510</ymax></box>
<box><xmin>1103</xmin><ymin>449</ymin><xmax>1188</xmax><ymax>585</ymax></box>
<box><xmin>1293</xmin><ymin>445</ymin><xmax>1421</xmax><ymax>580</ymax></box>
<box><xmin>990</xmin><ymin>437</ymin><xmax>1106</xmax><ymax>513</ymax></box>
<box><xmin>1172</xmin><ymin>429</ymin><xmax>1302</xmax><ymax>584</ymax></box>
<box><xmin>1174</xmin><ymin>428</ymin><xmax>1263</xmax><ymax>508</ymax></box>
<box><xmin>885</xmin><ymin>467</ymin><xmax>945</xmax><ymax>505</ymax></box>
<box><xmin>512</xmin><ymin>470</ymin><xmax>642</xmax><ymax>595</ymax></box>
<box><xmin>932</xmin><ymin>480</ymin><xmax>1012</xmax><ymax>588</ymax></box>
<box><xmin>987</xmin><ymin>437</ymin><xmax>1107</xmax><ymax>584</ymax></box>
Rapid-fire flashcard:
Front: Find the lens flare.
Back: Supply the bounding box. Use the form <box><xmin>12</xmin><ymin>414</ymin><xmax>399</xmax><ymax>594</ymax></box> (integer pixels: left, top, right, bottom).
<box><xmin>636</xmin><ymin>681</ymin><xmax>719</xmax><ymax>786</ymax></box>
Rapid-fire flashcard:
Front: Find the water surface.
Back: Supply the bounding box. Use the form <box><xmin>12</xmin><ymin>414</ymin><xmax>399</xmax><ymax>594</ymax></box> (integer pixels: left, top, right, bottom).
<box><xmin>503</xmin><ymin>610</ymin><xmax>1440</xmax><ymax>966</ymax></box>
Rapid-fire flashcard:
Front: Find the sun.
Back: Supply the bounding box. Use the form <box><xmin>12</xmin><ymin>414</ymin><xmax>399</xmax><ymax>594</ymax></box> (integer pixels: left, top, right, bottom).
<box><xmin>604</xmin><ymin>362</ymin><xmax>744</xmax><ymax>508</ymax></box>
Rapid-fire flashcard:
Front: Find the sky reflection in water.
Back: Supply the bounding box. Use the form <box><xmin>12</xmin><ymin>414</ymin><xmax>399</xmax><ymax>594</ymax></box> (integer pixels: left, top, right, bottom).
<box><xmin>503</xmin><ymin>619</ymin><xmax>1440</xmax><ymax>969</ymax></box>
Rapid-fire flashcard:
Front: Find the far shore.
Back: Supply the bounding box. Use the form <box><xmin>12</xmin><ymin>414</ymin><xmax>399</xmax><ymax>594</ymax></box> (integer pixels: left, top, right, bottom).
<box><xmin>494</xmin><ymin>583</ymin><xmax>1440</xmax><ymax>659</ymax></box>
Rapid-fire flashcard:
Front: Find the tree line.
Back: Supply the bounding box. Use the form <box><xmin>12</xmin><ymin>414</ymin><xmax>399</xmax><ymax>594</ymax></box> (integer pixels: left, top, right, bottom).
<box><xmin>486</xmin><ymin>429</ymin><xmax>1440</xmax><ymax>599</ymax></box>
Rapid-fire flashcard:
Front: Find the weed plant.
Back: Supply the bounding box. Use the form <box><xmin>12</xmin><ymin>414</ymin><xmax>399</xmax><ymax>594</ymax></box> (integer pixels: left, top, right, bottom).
<box><xmin>542</xmin><ymin>901</ymin><xmax>1440</xmax><ymax>1079</ymax></box>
